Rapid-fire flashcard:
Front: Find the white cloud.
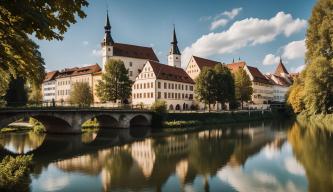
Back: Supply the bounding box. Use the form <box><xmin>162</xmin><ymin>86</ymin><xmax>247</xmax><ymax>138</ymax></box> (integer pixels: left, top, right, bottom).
<box><xmin>282</xmin><ymin>39</ymin><xmax>306</xmax><ymax>60</ymax></box>
<box><xmin>183</xmin><ymin>12</ymin><xmax>306</xmax><ymax>66</ymax></box>
<box><xmin>92</xmin><ymin>49</ymin><xmax>102</xmax><ymax>56</ymax></box>
<box><xmin>284</xmin><ymin>157</ymin><xmax>305</xmax><ymax>176</ymax></box>
<box><xmin>263</xmin><ymin>54</ymin><xmax>281</xmax><ymax>65</ymax></box>
<box><xmin>222</xmin><ymin>7</ymin><xmax>243</xmax><ymax>19</ymax></box>
<box><xmin>210</xmin><ymin>18</ymin><xmax>229</xmax><ymax>30</ymax></box>
<box><xmin>290</xmin><ymin>65</ymin><xmax>305</xmax><ymax>73</ymax></box>
<box><xmin>209</xmin><ymin>7</ymin><xmax>242</xmax><ymax>31</ymax></box>
<box><xmin>82</xmin><ymin>41</ymin><xmax>89</xmax><ymax>46</ymax></box>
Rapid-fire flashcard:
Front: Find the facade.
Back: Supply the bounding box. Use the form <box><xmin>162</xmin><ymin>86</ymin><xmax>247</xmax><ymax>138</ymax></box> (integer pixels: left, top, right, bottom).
<box><xmin>55</xmin><ymin>64</ymin><xmax>101</xmax><ymax>103</ymax></box>
<box><xmin>132</xmin><ymin>28</ymin><xmax>195</xmax><ymax>110</ymax></box>
<box><xmin>185</xmin><ymin>55</ymin><xmax>220</xmax><ymax>80</ymax></box>
<box><xmin>42</xmin><ymin>71</ymin><xmax>58</xmax><ymax>102</ymax></box>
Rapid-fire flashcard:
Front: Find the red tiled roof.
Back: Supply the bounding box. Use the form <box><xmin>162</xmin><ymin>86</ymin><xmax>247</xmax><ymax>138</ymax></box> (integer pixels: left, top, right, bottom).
<box><xmin>246</xmin><ymin>66</ymin><xmax>271</xmax><ymax>84</ymax></box>
<box><xmin>56</xmin><ymin>64</ymin><xmax>102</xmax><ymax>79</ymax></box>
<box><xmin>113</xmin><ymin>43</ymin><xmax>159</xmax><ymax>61</ymax></box>
<box><xmin>192</xmin><ymin>56</ymin><xmax>220</xmax><ymax>70</ymax></box>
<box><xmin>149</xmin><ymin>61</ymin><xmax>195</xmax><ymax>84</ymax></box>
<box><xmin>274</xmin><ymin>61</ymin><xmax>289</xmax><ymax>75</ymax></box>
<box><xmin>44</xmin><ymin>71</ymin><xmax>58</xmax><ymax>82</ymax></box>
<box><xmin>226</xmin><ymin>61</ymin><xmax>246</xmax><ymax>73</ymax></box>
<box><xmin>266</xmin><ymin>74</ymin><xmax>291</xmax><ymax>87</ymax></box>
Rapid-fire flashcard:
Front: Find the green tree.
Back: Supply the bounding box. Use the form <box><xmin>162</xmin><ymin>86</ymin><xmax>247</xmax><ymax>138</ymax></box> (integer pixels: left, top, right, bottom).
<box><xmin>195</xmin><ymin>67</ymin><xmax>217</xmax><ymax>112</ymax></box>
<box><xmin>4</xmin><ymin>77</ymin><xmax>28</xmax><ymax>107</ymax></box>
<box><xmin>96</xmin><ymin>59</ymin><xmax>133</xmax><ymax>103</ymax></box>
<box><xmin>69</xmin><ymin>82</ymin><xmax>93</xmax><ymax>107</ymax></box>
<box><xmin>306</xmin><ymin>0</ymin><xmax>333</xmax><ymax>63</ymax></box>
<box><xmin>213</xmin><ymin>64</ymin><xmax>235</xmax><ymax>109</ymax></box>
<box><xmin>234</xmin><ymin>68</ymin><xmax>253</xmax><ymax>109</ymax></box>
<box><xmin>28</xmin><ymin>84</ymin><xmax>42</xmax><ymax>105</ymax></box>
<box><xmin>0</xmin><ymin>1</ymin><xmax>88</xmax><ymax>96</ymax></box>
<box><xmin>304</xmin><ymin>57</ymin><xmax>333</xmax><ymax>114</ymax></box>
<box><xmin>287</xmin><ymin>76</ymin><xmax>305</xmax><ymax>114</ymax></box>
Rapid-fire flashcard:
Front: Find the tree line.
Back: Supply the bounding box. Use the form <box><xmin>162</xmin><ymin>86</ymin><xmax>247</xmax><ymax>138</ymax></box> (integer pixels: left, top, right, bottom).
<box><xmin>287</xmin><ymin>0</ymin><xmax>333</xmax><ymax>115</ymax></box>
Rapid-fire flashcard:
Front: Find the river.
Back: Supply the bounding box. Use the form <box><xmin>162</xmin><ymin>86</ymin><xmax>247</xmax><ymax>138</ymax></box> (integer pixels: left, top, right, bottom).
<box><xmin>0</xmin><ymin>119</ymin><xmax>332</xmax><ymax>192</ymax></box>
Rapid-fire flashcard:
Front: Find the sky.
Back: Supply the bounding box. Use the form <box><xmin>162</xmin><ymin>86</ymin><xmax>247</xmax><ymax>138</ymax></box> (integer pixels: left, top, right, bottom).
<box><xmin>35</xmin><ymin>0</ymin><xmax>316</xmax><ymax>74</ymax></box>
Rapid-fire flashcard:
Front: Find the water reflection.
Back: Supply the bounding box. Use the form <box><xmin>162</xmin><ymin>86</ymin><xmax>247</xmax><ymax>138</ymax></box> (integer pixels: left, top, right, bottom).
<box><xmin>0</xmin><ymin>132</ymin><xmax>45</xmax><ymax>154</ymax></box>
<box><xmin>2</xmin><ymin>120</ymin><xmax>333</xmax><ymax>192</ymax></box>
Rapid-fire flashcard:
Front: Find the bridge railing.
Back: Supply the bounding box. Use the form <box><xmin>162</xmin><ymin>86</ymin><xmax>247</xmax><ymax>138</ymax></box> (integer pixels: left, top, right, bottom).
<box><xmin>0</xmin><ymin>101</ymin><xmax>151</xmax><ymax>111</ymax></box>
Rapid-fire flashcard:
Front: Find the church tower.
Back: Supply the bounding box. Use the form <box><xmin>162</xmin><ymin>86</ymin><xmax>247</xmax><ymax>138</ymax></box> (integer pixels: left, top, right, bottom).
<box><xmin>101</xmin><ymin>11</ymin><xmax>115</xmax><ymax>71</ymax></box>
<box><xmin>168</xmin><ymin>26</ymin><xmax>181</xmax><ymax>68</ymax></box>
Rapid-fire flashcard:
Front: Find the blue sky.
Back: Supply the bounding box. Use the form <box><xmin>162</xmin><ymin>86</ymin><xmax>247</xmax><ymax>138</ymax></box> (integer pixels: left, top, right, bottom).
<box><xmin>36</xmin><ymin>0</ymin><xmax>316</xmax><ymax>73</ymax></box>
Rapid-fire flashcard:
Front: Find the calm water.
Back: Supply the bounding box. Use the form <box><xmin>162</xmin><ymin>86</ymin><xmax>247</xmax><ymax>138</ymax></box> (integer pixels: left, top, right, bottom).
<box><xmin>0</xmin><ymin>120</ymin><xmax>332</xmax><ymax>192</ymax></box>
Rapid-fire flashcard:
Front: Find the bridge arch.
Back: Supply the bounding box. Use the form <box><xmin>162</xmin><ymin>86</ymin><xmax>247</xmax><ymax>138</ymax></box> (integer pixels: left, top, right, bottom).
<box><xmin>81</xmin><ymin>114</ymin><xmax>119</xmax><ymax>129</ymax></box>
<box><xmin>130</xmin><ymin>115</ymin><xmax>150</xmax><ymax>127</ymax></box>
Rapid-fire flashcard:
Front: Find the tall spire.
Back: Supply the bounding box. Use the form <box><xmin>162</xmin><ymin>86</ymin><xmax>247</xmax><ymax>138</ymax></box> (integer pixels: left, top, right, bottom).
<box><xmin>169</xmin><ymin>25</ymin><xmax>181</xmax><ymax>55</ymax></box>
<box><xmin>102</xmin><ymin>11</ymin><xmax>114</xmax><ymax>46</ymax></box>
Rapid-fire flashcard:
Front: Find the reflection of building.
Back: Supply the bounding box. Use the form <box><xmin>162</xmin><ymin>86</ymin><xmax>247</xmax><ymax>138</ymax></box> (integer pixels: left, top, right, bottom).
<box><xmin>176</xmin><ymin>159</ymin><xmax>189</xmax><ymax>184</ymax></box>
<box><xmin>131</xmin><ymin>139</ymin><xmax>156</xmax><ymax>178</ymax></box>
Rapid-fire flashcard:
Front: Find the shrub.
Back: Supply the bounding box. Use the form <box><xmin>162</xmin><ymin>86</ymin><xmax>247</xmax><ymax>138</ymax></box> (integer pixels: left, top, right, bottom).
<box><xmin>29</xmin><ymin>118</ymin><xmax>45</xmax><ymax>133</ymax></box>
<box><xmin>0</xmin><ymin>155</ymin><xmax>33</xmax><ymax>192</ymax></box>
<box><xmin>151</xmin><ymin>100</ymin><xmax>167</xmax><ymax>128</ymax></box>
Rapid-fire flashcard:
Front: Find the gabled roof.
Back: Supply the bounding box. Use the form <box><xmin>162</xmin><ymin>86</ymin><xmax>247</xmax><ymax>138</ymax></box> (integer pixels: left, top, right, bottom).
<box><xmin>226</xmin><ymin>61</ymin><xmax>246</xmax><ymax>73</ymax></box>
<box><xmin>148</xmin><ymin>61</ymin><xmax>195</xmax><ymax>84</ymax></box>
<box><xmin>274</xmin><ymin>60</ymin><xmax>289</xmax><ymax>75</ymax></box>
<box><xmin>192</xmin><ymin>56</ymin><xmax>220</xmax><ymax>70</ymax></box>
<box><xmin>113</xmin><ymin>43</ymin><xmax>159</xmax><ymax>61</ymax></box>
<box><xmin>265</xmin><ymin>74</ymin><xmax>291</xmax><ymax>87</ymax></box>
<box><xmin>246</xmin><ymin>66</ymin><xmax>271</xmax><ymax>84</ymax></box>
<box><xmin>56</xmin><ymin>64</ymin><xmax>102</xmax><ymax>79</ymax></box>
<box><xmin>44</xmin><ymin>71</ymin><xmax>58</xmax><ymax>82</ymax></box>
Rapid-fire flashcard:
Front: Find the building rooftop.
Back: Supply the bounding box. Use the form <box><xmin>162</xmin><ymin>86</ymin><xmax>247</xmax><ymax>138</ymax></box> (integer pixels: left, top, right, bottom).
<box><xmin>149</xmin><ymin>61</ymin><xmax>195</xmax><ymax>84</ymax></box>
<box><xmin>274</xmin><ymin>59</ymin><xmax>289</xmax><ymax>76</ymax></box>
<box><xmin>226</xmin><ymin>61</ymin><xmax>247</xmax><ymax>73</ymax></box>
<box><xmin>43</xmin><ymin>71</ymin><xmax>59</xmax><ymax>82</ymax></box>
<box><xmin>192</xmin><ymin>56</ymin><xmax>220</xmax><ymax>70</ymax></box>
<box><xmin>113</xmin><ymin>43</ymin><xmax>159</xmax><ymax>62</ymax></box>
<box><xmin>55</xmin><ymin>64</ymin><xmax>101</xmax><ymax>79</ymax></box>
<box><xmin>247</xmin><ymin>66</ymin><xmax>271</xmax><ymax>84</ymax></box>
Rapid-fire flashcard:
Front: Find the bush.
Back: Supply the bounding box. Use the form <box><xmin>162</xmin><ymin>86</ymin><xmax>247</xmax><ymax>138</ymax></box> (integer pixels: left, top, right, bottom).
<box><xmin>69</xmin><ymin>82</ymin><xmax>93</xmax><ymax>107</ymax></box>
<box><xmin>0</xmin><ymin>155</ymin><xmax>33</xmax><ymax>192</ymax></box>
<box><xmin>29</xmin><ymin>118</ymin><xmax>45</xmax><ymax>133</ymax></box>
<box><xmin>151</xmin><ymin>100</ymin><xmax>167</xmax><ymax>128</ymax></box>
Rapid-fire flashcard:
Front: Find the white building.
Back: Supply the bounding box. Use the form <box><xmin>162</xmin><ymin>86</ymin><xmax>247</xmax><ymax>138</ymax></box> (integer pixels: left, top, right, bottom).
<box><xmin>100</xmin><ymin>12</ymin><xmax>158</xmax><ymax>81</ymax></box>
<box><xmin>42</xmin><ymin>71</ymin><xmax>58</xmax><ymax>102</ymax></box>
<box><xmin>132</xmin><ymin>28</ymin><xmax>195</xmax><ymax>110</ymax></box>
<box><xmin>265</xmin><ymin>59</ymin><xmax>293</xmax><ymax>103</ymax></box>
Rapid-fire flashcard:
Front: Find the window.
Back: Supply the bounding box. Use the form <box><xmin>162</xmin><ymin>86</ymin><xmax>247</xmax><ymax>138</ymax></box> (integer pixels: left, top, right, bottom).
<box><xmin>164</xmin><ymin>92</ymin><xmax>167</xmax><ymax>98</ymax></box>
<box><xmin>144</xmin><ymin>83</ymin><xmax>146</xmax><ymax>89</ymax></box>
<box><xmin>129</xmin><ymin>71</ymin><xmax>133</xmax><ymax>76</ymax></box>
<box><xmin>129</xmin><ymin>62</ymin><xmax>133</xmax><ymax>67</ymax></box>
<box><xmin>190</xmin><ymin>86</ymin><xmax>193</xmax><ymax>91</ymax></box>
<box><xmin>151</xmin><ymin>92</ymin><xmax>154</xmax><ymax>98</ymax></box>
<box><xmin>185</xmin><ymin>85</ymin><xmax>188</xmax><ymax>90</ymax></box>
<box><xmin>158</xmin><ymin>92</ymin><xmax>161</xmax><ymax>99</ymax></box>
<box><xmin>164</xmin><ymin>83</ymin><xmax>167</xmax><ymax>89</ymax></box>
<box><xmin>151</xmin><ymin>82</ymin><xmax>153</xmax><ymax>88</ymax></box>
<box><xmin>158</xmin><ymin>82</ymin><xmax>161</xmax><ymax>89</ymax></box>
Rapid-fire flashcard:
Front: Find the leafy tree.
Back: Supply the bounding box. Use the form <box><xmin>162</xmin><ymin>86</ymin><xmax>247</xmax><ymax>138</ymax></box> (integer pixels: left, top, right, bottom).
<box><xmin>234</xmin><ymin>68</ymin><xmax>253</xmax><ymax>109</ymax></box>
<box><xmin>69</xmin><ymin>82</ymin><xmax>93</xmax><ymax>107</ymax></box>
<box><xmin>213</xmin><ymin>64</ymin><xmax>235</xmax><ymax>108</ymax></box>
<box><xmin>4</xmin><ymin>77</ymin><xmax>28</xmax><ymax>107</ymax></box>
<box><xmin>195</xmin><ymin>67</ymin><xmax>217</xmax><ymax>112</ymax></box>
<box><xmin>28</xmin><ymin>84</ymin><xmax>42</xmax><ymax>105</ymax></box>
<box><xmin>287</xmin><ymin>77</ymin><xmax>305</xmax><ymax>113</ymax></box>
<box><xmin>304</xmin><ymin>57</ymin><xmax>333</xmax><ymax>114</ymax></box>
<box><xmin>306</xmin><ymin>0</ymin><xmax>333</xmax><ymax>63</ymax></box>
<box><xmin>151</xmin><ymin>100</ymin><xmax>167</xmax><ymax>114</ymax></box>
<box><xmin>0</xmin><ymin>1</ymin><xmax>88</xmax><ymax>96</ymax></box>
<box><xmin>96</xmin><ymin>59</ymin><xmax>133</xmax><ymax>103</ymax></box>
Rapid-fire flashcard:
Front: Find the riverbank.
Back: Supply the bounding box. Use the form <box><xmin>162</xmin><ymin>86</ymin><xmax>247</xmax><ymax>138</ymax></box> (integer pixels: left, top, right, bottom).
<box><xmin>163</xmin><ymin>110</ymin><xmax>274</xmax><ymax>128</ymax></box>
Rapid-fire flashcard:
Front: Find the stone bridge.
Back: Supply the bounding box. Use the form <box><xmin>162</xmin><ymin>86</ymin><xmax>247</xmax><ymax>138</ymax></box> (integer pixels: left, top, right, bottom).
<box><xmin>0</xmin><ymin>108</ymin><xmax>153</xmax><ymax>133</ymax></box>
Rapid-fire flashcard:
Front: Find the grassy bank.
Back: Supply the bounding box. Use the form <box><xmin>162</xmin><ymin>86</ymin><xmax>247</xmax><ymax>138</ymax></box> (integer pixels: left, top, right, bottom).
<box><xmin>164</xmin><ymin>110</ymin><xmax>274</xmax><ymax>128</ymax></box>
<box><xmin>296</xmin><ymin>112</ymin><xmax>333</xmax><ymax>131</ymax></box>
